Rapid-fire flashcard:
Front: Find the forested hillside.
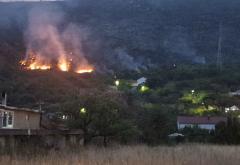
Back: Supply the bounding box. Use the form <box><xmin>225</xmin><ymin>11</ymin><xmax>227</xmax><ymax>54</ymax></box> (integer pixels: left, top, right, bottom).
<box><xmin>1</xmin><ymin>0</ymin><xmax>240</xmax><ymax>70</ymax></box>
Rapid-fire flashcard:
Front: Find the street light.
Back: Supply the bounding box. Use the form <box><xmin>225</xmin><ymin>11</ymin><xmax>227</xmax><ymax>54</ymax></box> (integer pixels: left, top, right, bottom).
<box><xmin>80</xmin><ymin>108</ymin><xmax>87</xmax><ymax>114</ymax></box>
<box><xmin>140</xmin><ymin>85</ymin><xmax>149</xmax><ymax>92</ymax></box>
<box><xmin>191</xmin><ymin>89</ymin><xmax>195</xmax><ymax>94</ymax></box>
<box><xmin>115</xmin><ymin>80</ymin><xmax>120</xmax><ymax>86</ymax></box>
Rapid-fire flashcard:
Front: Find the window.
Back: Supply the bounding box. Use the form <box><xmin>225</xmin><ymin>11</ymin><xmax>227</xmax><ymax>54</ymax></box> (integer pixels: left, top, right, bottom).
<box><xmin>2</xmin><ymin>112</ymin><xmax>7</xmax><ymax>127</ymax></box>
<box><xmin>26</xmin><ymin>114</ymin><xmax>29</xmax><ymax>121</ymax></box>
<box><xmin>2</xmin><ymin>111</ymin><xmax>14</xmax><ymax>128</ymax></box>
<box><xmin>8</xmin><ymin>112</ymin><xmax>13</xmax><ymax>126</ymax></box>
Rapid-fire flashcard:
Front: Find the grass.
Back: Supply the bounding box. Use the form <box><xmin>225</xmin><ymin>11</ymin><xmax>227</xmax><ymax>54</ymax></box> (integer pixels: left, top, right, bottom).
<box><xmin>1</xmin><ymin>144</ymin><xmax>240</xmax><ymax>165</ymax></box>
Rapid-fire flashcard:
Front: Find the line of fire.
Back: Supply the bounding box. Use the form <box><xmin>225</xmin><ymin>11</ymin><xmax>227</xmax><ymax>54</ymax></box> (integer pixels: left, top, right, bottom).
<box><xmin>20</xmin><ymin>51</ymin><xmax>94</xmax><ymax>74</ymax></box>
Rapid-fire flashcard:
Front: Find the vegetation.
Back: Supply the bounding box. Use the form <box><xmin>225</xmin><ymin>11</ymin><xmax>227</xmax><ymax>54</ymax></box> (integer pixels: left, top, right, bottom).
<box><xmin>1</xmin><ymin>0</ymin><xmax>240</xmax><ymax>146</ymax></box>
<box><xmin>1</xmin><ymin>145</ymin><xmax>240</xmax><ymax>165</ymax></box>
<box><xmin>1</xmin><ymin>64</ymin><xmax>240</xmax><ymax>145</ymax></box>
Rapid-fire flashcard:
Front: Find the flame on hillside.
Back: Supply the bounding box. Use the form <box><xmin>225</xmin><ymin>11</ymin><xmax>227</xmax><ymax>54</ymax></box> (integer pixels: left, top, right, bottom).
<box><xmin>20</xmin><ymin>51</ymin><xmax>51</xmax><ymax>70</ymax></box>
<box><xmin>20</xmin><ymin>8</ymin><xmax>94</xmax><ymax>74</ymax></box>
<box><xmin>76</xmin><ymin>68</ymin><xmax>94</xmax><ymax>74</ymax></box>
<box><xmin>20</xmin><ymin>52</ymin><xmax>94</xmax><ymax>74</ymax></box>
<box><xmin>20</xmin><ymin>61</ymin><xmax>51</xmax><ymax>70</ymax></box>
<box><xmin>58</xmin><ymin>57</ymin><xmax>70</xmax><ymax>72</ymax></box>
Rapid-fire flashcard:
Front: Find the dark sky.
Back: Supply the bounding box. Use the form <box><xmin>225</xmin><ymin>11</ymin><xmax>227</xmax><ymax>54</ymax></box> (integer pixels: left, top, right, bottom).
<box><xmin>0</xmin><ymin>0</ymin><xmax>60</xmax><ymax>2</ymax></box>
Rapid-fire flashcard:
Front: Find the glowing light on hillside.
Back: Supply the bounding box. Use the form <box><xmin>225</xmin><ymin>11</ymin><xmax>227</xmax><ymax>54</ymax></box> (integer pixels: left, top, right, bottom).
<box><xmin>140</xmin><ymin>85</ymin><xmax>149</xmax><ymax>92</ymax></box>
<box><xmin>80</xmin><ymin>108</ymin><xmax>86</xmax><ymax>114</ymax></box>
<box><xmin>191</xmin><ymin>89</ymin><xmax>195</xmax><ymax>94</ymax></box>
<box><xmin>115</xmin><ymin>80</ymin><xmax>120</xmax><ymax>86</ymax></box>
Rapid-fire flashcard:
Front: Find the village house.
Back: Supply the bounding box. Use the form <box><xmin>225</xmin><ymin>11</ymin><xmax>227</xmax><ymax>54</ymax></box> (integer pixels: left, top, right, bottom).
<box><xmin>0</xmin><ymin>93</ymin><xmax>83</xmax><ymax>150</ymax></box>
<box><xmin>229</xmin><ymin>90</ymin><xmax>240</xmax><ymax>96</ymax></box>
<box><xmin>0</xmin><ymin>105</ymin><xmax>41</xmax><ymax>130</ymax></box>
<box><xmin>0</xmin><ymin>93</ymin><xmax>40</xmax><ymax>130</ymax></box>
<box><xmin>225</xmin><ymin>105</ymin><xmax>240</xmax><ymax>113</ymax></box>
<box><xmin>132</xmin><ymin>77</ymin><xmax>147</xmax><ymax>87</ymax></box>
<box><xmin>177</xmin><ymin>116</ymin><xmax>227</xmax><ymax>131</ymax></box>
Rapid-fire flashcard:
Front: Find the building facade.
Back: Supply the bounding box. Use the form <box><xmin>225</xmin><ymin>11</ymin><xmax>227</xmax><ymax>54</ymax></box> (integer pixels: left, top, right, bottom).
<box><xmin>177</xmin><ymin>116</ymin><xmax>227</xmax><ymax>131</ymax></box>
<box><xmin>0</xmin><ymin>105</ymin><xmax>41</xmax><ymax>129</ymax></box>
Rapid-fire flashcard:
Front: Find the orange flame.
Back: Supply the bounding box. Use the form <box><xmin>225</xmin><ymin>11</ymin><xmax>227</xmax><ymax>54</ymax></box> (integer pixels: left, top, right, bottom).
<box><xmin>20</xmin><ymin>58</ymin><xmax>51</xmax><ymax>71</ymax></box>
<box><xmin>58</xmin><ymin>58</ymin><xmax>70</xmax><ymax>72</ymax></box>
<box><xmin>20</xmin><ymin>53</ymin><xmax>94</xmax><ymax>74</ymax></box>
<box><xmin>76</xmin><ymin>68</ymin><xmax>94</xmax><ymax>74</ymax></box>
<box><xmin>28</xmin><ymin>63</ymin><xmax>51</xmax><ymax>70</ymax></box>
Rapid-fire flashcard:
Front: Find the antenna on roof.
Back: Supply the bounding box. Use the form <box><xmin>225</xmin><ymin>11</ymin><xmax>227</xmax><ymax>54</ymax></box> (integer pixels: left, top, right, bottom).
<box><xmin>37</xmin><ymin>101</ymin><xmax>44</xmax><ymax>112</ymax></box>
<box><xmin>1</xmin><ymin>92</ymin><xmax>7</xmax><ymax>107</ymax></box>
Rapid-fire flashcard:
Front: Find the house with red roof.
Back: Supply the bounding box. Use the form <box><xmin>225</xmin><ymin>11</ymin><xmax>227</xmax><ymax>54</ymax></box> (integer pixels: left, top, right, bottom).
<box><xmin>177</xmin><ymin>116</ymin><xmax>227</xmax><ymax>131</ymax></box>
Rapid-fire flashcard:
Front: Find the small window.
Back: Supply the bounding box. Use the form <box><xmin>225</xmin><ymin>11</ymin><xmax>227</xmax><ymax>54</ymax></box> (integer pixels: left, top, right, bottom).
<box><xmin>26</xmin><ymin>115</ymin><xmax>29</xmax><ymax>121</ymax></box>
<box><xmin>2</xmin><ymin>112</ymin><xmax>7</xmax><ymax>127</ymax></box>
<box><xmin>2</xmin><ymin>111</ymin><xmax>14</xmax><ymax>128</ymax></box>
<box><xmin>8</xmin><ymin>112</ymin><xmax>13</xmax><ymax>126</ymax></box>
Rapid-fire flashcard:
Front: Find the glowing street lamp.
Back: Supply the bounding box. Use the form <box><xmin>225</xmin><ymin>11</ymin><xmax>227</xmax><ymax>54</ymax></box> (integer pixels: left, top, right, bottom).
<box><xmin>115</xmin><ymin>80</ymin><xmax>120</xmax><ymax>86</ymax></box>
<box><xmin>80</xmin><ymin>108</ymin><xmax>87</xmax><ymax>114</ymax></box>
<box><xmin>140</xmin><ymin>85</ymin><xmax>149</xmax><ymax>92</ymax></box>
<box><xmin>191</xmin><ymin>89</ymin><xmax>195</xmax><ymax>94</ymax></box>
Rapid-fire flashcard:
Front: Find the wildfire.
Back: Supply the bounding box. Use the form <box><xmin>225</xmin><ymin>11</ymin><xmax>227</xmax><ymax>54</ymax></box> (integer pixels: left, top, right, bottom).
<box><xmin>22</xmin><ymin>8</ymin><xmax>95</xmax><ymax>75</ymax></box>
<box><xmin>20</xmin><ymin>54</ymin><xmax>94</xmax><ymax>74</ymax></box>
<box><xmin>20</xmin><ymin>61</ymin><xmax>51</xmax><ymax>71</ymax></box>
<box><xmin>29</xmin><ymin>63</ymin><xmax>51</xmax><ymax>70</ymax></box>
<box><xmin>58</xmin><ymin>58</ymin><xmax>70</xmax><ymax>72</ymax></box>
<box><xmin>76</xmin><ymin>68</ymin><xmax>94</xmax><ymax>74</ymax></box>
<box><xmin>20</xmin><ymin>57</ymin><xmax>51</xmax><ymax>71</ymax></box>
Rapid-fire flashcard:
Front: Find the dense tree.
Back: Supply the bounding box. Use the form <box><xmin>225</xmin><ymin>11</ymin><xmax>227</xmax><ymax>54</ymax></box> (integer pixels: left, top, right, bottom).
<box><xmin>62</xmin><ymin>89</ymin><xmax>137</xmax><ymax>146</ymax></box>
<box><xmin>215</xmin><ymin>117</ymin><xmax>240</xmax><ymax>144</ymax></box>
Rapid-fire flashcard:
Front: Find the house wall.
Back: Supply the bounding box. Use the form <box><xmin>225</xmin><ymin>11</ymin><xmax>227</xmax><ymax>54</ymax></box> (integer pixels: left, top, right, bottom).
<box><xmin>13</xmin><ymin>111</ymin><xmax>40</xmax><ymax>129</ymax></box>
<box><xmin>178</xmin><ymin>123</ymin><xmax>215</xmax><ymax>130</ymax></box>
<box><xmin>0</xmin><ymin>109</ymin><xmax>40</xmax><ymax>129</ymax></box>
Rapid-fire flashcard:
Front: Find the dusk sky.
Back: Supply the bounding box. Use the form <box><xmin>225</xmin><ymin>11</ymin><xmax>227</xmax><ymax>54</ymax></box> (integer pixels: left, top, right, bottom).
<box><xmin>0</xmin><ymin>0</ymin><xmax>60</xmax><ymax>2</ymax></box>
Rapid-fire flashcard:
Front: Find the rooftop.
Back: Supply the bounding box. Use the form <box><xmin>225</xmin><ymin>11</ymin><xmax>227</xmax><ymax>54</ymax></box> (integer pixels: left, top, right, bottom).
<box><xmin>177</xmin><ymin>116</ymin><xmax>227</xmax><ymax>125</ymax></box>
<box><xmin>0</xmin><ymin>105</ymin><xmax>40</xmax><ymax>113</ymax></box>
<box><xmin>0</xmin><ymin>129</ymin><xmax>83</xmax><ymax>136</ymax></box>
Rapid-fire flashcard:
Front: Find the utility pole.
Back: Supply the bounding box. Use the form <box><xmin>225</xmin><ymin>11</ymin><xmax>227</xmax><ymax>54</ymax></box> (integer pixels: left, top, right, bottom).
<box><xmin>217</xmin><ymin>23</ymin><xmax>223</xmax><ymax>71</ymax></box>
<box><xmin>37</xmin><ymin>101</ymin><xmax>44</xmax><ymax>112</ymax></box>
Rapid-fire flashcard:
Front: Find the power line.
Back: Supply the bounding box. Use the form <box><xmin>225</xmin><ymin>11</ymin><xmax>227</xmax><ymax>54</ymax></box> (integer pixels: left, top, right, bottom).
<box><xmin>217</xmin><ymin>22</ymin><xmax>223</xmax><ymax>71</ymax></box>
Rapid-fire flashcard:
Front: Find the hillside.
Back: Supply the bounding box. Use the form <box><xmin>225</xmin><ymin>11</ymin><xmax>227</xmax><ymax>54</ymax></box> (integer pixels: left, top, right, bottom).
<box><xmin>1</xmin><ymin>0</ymin><xmax>240</xmax><ymax>146</ymax></box>
<box><xmin>1</xmin><ymin>0</ymin><xmax>240</xmax><ymax>71</ymax></box>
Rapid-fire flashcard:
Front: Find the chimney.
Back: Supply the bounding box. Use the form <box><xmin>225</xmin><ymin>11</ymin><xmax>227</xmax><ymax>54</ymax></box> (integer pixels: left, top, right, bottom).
<box><xmin>2</xmin><ymin>92</ymin><xmax>7</xmax><ymax>107</ymax></box>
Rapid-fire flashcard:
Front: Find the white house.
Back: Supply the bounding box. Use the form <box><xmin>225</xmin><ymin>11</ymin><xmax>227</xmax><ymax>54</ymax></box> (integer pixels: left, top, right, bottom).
<box><xmin>229</xmin><ymin>90</ymin><xmax>240</xmax><ymax>96</ymax></box>
<box><xmin>225</xmin><ymin>105</ymin><xmax>240</xmax><ymax>113</ymax></box>
<box><xmin>132</xmin><ymin>77</ymin><xmax>147</xmax><ymax>87</ymax></box>
<box><xmin>177</xmin><ymin>116</ymin><xmax>227</xmax><ymax>131</ymax></box>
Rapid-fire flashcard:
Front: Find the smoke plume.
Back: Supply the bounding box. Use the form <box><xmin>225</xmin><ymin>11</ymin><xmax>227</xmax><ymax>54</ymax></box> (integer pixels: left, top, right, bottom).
<box><xmin>164</xmin><ymin>27</ymin><xmax>206</xmax><ymax>64</ymax></box>
<box><xmin>23</xmin><ymin>6</ymin><xmax>93</xmax><ymax>72</ymax></box>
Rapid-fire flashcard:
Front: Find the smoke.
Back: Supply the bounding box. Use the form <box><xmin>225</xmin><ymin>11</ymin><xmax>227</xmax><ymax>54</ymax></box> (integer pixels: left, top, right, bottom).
<box><xmin>24</xmin><ymin>6</ymin><xmax>92</xmax><ymax>71</ymax></box>
<box><xmin>115</xmin><ymin>49</ymin><xmax>141</xmax><ymax>71</ymax></box>
<box><xmin>164</xmin><ymin>27</ymin><xmax>206</xmax><ymax>64</ymax></box>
